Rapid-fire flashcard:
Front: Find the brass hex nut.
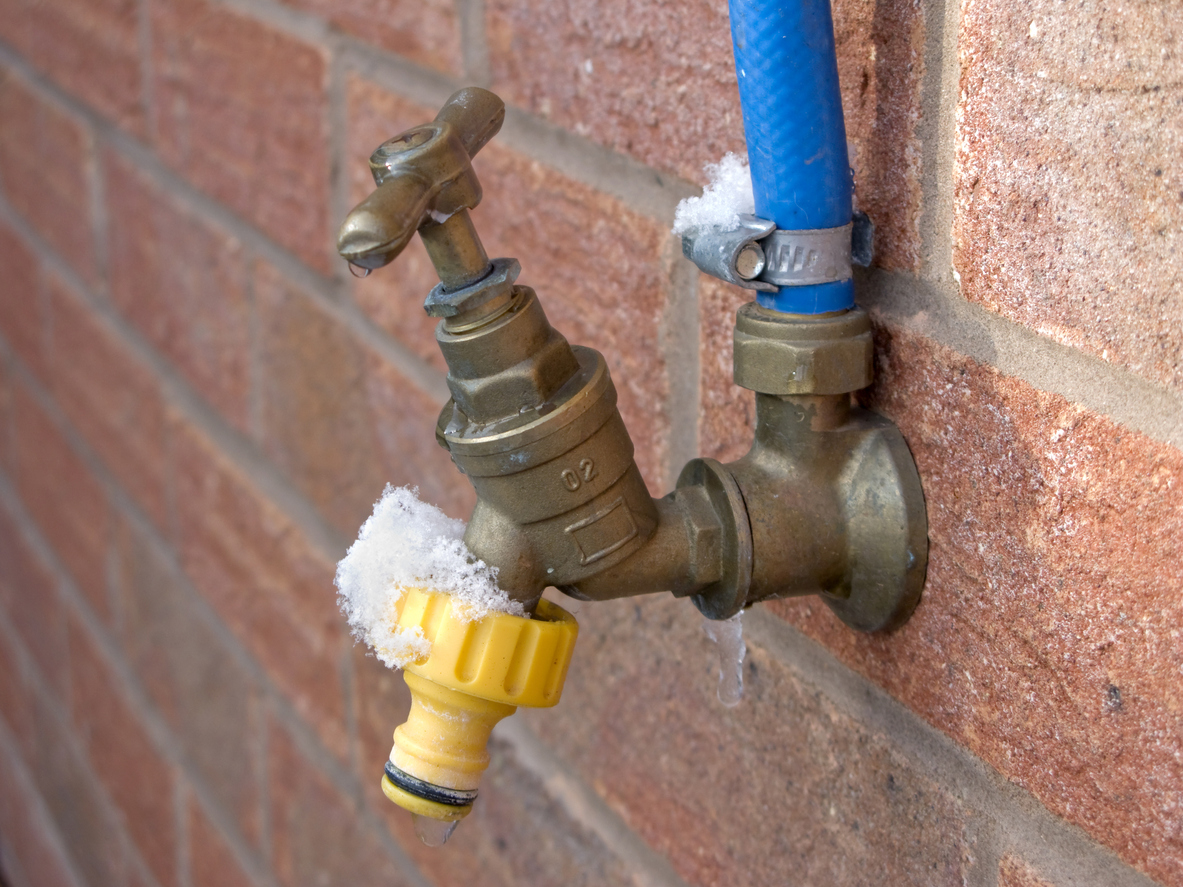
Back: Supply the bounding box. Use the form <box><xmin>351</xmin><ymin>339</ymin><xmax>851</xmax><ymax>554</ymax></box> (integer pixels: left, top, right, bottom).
<box><xmin>733</xmin><ymin>303</ymin><xmax>873</xmax><ymax>395</ymax></box>
<box><xmin>425</xmin><ymin>257</ymin><xmax>519</xmax><ymax>318</ymax></box>
<box><xmin>676</xmin><ymin>484</ymin><xmax>724</xmax><ymax>592</ymax></box>
<box><xmin>446</xmin><ymin>331</ymin><xmax>580</xmax><ymax>422</ymax></box>
<box><xmin>437</xmin><ymin>287</ymin><xmax>581</xmax><ymax>424</ymax></box>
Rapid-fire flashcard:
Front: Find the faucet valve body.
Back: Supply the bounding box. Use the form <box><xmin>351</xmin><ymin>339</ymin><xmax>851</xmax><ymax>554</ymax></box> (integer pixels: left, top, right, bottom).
<box><xmin>337</xmin><ymin>86</ymin><xmax>927</xmax><ymax>624</ymax></box>
<box><xmin>434</xmin><ymin>285</ymin><xmax>662</xmax><ymax>606</ymax></box>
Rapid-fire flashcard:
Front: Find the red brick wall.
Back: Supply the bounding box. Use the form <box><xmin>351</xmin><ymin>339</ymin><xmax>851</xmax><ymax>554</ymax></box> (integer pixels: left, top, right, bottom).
<box><xmin>0</xmin><ymin>0</ymin><xmax>1178</xmax><ymax>885</ymax></box>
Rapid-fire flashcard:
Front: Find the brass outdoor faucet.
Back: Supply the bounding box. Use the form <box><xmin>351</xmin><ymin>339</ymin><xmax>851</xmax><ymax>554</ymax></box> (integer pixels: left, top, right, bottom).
<box><xmin>339</xmin><ymin>86</ymin><xmax>928</xmax><ymax>829</ymax></box>
<box><xmin>339</xmin><ymin>86</ymin><xmax>928</xmax><ymax>627</ymax></box>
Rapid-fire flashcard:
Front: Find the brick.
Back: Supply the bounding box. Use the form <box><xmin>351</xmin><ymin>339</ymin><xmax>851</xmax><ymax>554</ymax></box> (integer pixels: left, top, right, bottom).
<box><xmin>349</xmin><ymin>235</ymin><xmax>445</xmax><ymax>372</ymax></box>
<box><xmin>486</xmin><ymin>0</ymin><xmax>742</xmax><ymax>185</ymax></box>
<box><xmin>520</xmin><ymin>594</ymin><xmax>975</xmax><ymax>887</ymax></box>
<box><xmin>343</xmin><ymin>82</ymin><xmax>448</xmax><ymax>375</ymax></box>
<box><xmin>11</xmin><ymin>384</ymin><xmax>111</xmax><ymax>619</ymax></box>
<box><xmin>106</xmin><ymin>153</ymin><xmax>252</xmax><ymax>432</ymax></box>
<box><xmin>0</xmin><ymin>740</ymin><xmax>82</xmax><ymax>887</ymax></box>
<box><xmin>113</xmin><ymin>517</ymin><xmax>263</xmax><ymax>846</ymax></box>
<box><xmin>365</xmin><ymin>732</ymin><xmax>643</xmax><ymax>886</ymax></box>
<box><xmin>0</xmin><ymin>620</ymin><xmax>33</xmax><ymax>755</ymax></box>
<box><xmin>771</xmin><ymin>326</ymin><xmax>1183</xmax><ymax>884</ymax></box>
<box><xmin>362</xmin><ymin>357</ymin><xmax>477</xmax><ymax>521</ymax></box>
<box><xmin>268</xmin><ymin>722</ymin><xmax>416</xmax><ymax>887</ymax></box>
<box><xmin>25</xmin><ymin>675</ymin><xmax>128</xmax><ymax>887</ymax></box>
<box><xmin>468</xmin><ymin>738</ymin><xmax>641</xmax><ymax>885</ymax></box>
<box><xmin>485</xmin><ymin>0</ymin><xmax>925</xmax><ymax>270</ymax></box>
<box><xmin>171</xmin><ymin>417</ymin><xmax>349</xmax><ymax>758</ymax></box>
<box><xmin>189</xmin><ymin>799</ymin><xmax>255</xmax><ymax>887</ymax></box>
<box><xmin>279</xmin><ymin>0</ymin><xmax>459</xmax><ymax>74</ymax></box>
<box><xmin>256</xmin><ymin>259</ymin><xmax>473</xmax><ymax>530</ymax></box>
<box><xmin>0</xmin><ymin>0</ymin><xmax>143</xmax><ymax>134</ymax></box>
<box><xmin>0</xmin><ymin>351</ymin><xmax>9</xmax><ymax>471</ymax></box>
<box><xmin>351</xmin><ymin>645</ymin><xmax>410</xmax><ymax>793</ymax></box>
<box><xmin>0</xmin><ymin>74</ymin><xmax>97</xmax><ymax>284</ymax></box>
<box><xmin>0</xmin><ymin>222</ymin><xmax>48</xmax><ymax>383</ymax></box>
<box><xmin>832</xmin><ymin>0</ymin><xmax>925</xmax><ymax>272</ymax></box>
<box><xmin>698</xmin><ymin>274</ymin><xmax>755</xmax><ymax>464</ymax></box>
<box><xmin>999</xmin><ymin>855</ymin><xmax>1057</xmax><ymax>887</ymax></box>
<box><xmin>69</xmin><ymin>618</ymin><xmax>177</xmax><ymax>887</ymax></box>
<box><xmin>47</xmin><ymin>275</ymin><xmax>168</xmax><ymax>528</ymax></box>
<box><xmin>151</xmin><ymin>0</ymin><xmax>330</xmax><ymax>271</ymax></box>
<box><xmin>954</xmin><ymin>0</ymin><xmax>1183</xmax><ymax>390</ymax></box>
<box><xmin>127</xmin><ymin>861</ymin><xmax>160</xmax><ymax>887</ymax></box>
<box><xmin>0</xmin><ymin>508</ymin><xmax>68</xmax><ymax>696</ymax></box>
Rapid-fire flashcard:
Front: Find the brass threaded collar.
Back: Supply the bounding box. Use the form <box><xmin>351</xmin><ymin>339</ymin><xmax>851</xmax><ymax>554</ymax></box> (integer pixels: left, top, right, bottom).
<box><xmin>733</xmin><ymin>303</ymin><xmax>873</xmax><ymax>395</ymax></box>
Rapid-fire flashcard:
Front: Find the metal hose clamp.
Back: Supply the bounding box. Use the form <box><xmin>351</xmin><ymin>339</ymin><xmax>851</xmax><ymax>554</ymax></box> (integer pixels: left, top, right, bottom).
<box><xmin>759</xmin><ymin>223</ymin><xmax>852</xmax><ymax>287</ymax></box>
<box><xmin>680</xmin><ymin>212</ymin><xmax>873</xmax><ymax>290</ymax></box>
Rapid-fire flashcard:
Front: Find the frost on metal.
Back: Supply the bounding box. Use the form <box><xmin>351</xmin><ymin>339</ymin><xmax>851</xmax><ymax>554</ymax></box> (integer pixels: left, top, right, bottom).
<box><xmin>672</xmin><ymin>153</ymin><xmax>756</xmax><ymax>235</ymax></box>
<box><xmin>335</xmin><ymin>485</ymin><xmax>525</xmax><ymax>669</ymax></box>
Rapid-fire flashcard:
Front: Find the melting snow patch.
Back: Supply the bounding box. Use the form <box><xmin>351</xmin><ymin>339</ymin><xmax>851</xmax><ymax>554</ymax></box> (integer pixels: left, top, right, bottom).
<box><xmin>335</xmin><ymin>485</ymin><xmax>524</xmax><ymax>669</ymax></box>
<box><xmin>672</xmin><ymin>153</ymin><xmax>756</xmax><ymax>235</ymax></box>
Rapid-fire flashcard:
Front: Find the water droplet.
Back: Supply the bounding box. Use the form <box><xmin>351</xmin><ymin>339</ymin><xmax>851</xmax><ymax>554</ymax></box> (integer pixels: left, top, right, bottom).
<box><xmin>703</xmin><ymin>612</ymin><xmax>746</xmax><ymax>707</ymax></box>
<box><xmin>412</xmin><ymin>813</ymin><xmax>459</xmax><ymax>847</ymax></box>
<box><xmin>349</xmin><ymin>263</ymin><xmax>372</xmax><ymax>279</ymax></box>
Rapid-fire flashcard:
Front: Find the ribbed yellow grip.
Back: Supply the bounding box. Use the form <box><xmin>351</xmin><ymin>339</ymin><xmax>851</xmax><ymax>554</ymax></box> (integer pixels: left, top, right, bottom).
<box><xmin>396</xmin><ymin>587</ymin><xmax>578</xmax><ymax>707</ymax></box>
<box><xmin>384</xmin><ymin>588</ymin><xmax>579</xmax><ymax>822</ymax></box>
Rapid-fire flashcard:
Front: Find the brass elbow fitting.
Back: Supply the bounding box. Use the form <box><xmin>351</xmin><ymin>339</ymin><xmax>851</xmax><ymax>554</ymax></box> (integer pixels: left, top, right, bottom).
<box><xmin>338</xmin><ymin>87</ymin><xmax>928</xmax><ymax>826</ymax></box>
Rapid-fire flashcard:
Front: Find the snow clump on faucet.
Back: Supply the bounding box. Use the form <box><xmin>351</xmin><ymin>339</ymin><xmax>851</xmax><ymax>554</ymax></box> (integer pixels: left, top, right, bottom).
<box><xmin>335</xmin><ymin>485</ymin><xmax>525</xmax><ymax>669</ymax></box>
<box><xmin>671</xmin><ymin>153</ymin><xmax>755</xmax><ymax>235</ymax></box>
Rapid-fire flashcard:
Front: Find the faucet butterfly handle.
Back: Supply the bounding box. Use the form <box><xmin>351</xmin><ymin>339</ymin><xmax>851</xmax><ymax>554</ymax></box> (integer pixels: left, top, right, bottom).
<box><xmin>337</xmin><ymin>88</ymin><xmax>505</xmax><ymax>283</ymax></box>
<box><xmin>432</xmin><ymin>86</ymin><xmax>506</xmax><ymax>159</ymax></box>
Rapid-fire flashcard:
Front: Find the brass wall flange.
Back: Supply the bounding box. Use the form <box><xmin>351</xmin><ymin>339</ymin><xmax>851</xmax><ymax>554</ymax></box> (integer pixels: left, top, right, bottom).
<box><xmin>723</xmin><ymin>392</ymin><xmax>927</xmax><ymax>630</ymax></box>
<box><xmin>723</xmin><ymin>305</ymin><xmax>926</xmax><ymax>629</ymax></box>
<box><xmin>338</xmin><ymin>87</ymin><xmax>929</xmax><ymax>633</ymax></box>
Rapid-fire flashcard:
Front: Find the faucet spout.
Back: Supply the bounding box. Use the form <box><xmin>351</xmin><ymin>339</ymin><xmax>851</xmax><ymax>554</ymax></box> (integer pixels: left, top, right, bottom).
<box><xmin>461</xmin><ymin>482</ymin><xmax>730</xmax><ymax>613</ymax></box>
<box><xmin>337</xmin><ymin>175</ymin><xmax>434</xmax><ymax>270</ymax></box>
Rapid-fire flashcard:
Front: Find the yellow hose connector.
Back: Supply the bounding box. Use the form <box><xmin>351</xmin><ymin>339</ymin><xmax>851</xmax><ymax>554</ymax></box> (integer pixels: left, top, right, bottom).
<box><xmin>382</xmin><ymin>588</ymin><xmax>578</xmax><ymax>822</ymax></box>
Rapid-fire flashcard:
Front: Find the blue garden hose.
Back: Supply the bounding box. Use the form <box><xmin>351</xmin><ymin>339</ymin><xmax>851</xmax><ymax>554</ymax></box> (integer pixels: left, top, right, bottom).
<box><xmin>730</xmin><ymin>0</ymin><xmax>854</xmax><ymax>314</ymax></box>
